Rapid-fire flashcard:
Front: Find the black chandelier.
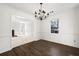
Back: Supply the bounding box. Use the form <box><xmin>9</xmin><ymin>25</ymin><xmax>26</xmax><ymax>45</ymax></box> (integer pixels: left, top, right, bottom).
<box><xmin>34</xmin><ymin>3</ymin><xmax>54</xmax><ymax>20</ymax></box>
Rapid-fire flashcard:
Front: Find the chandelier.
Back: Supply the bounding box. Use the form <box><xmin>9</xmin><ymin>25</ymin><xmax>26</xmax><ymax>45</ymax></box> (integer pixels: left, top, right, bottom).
<box><xmin>34</xmin><ymin>3</ymin><xmax>54</xmax><ymax>20</ymax></box>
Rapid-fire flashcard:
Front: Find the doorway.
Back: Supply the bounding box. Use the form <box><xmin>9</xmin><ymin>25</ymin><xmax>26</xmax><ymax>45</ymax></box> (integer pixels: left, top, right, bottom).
<box><xmin>11</xmin><ymin>16</ymin><xmax>34</xmax><ymax>48</ymax></box>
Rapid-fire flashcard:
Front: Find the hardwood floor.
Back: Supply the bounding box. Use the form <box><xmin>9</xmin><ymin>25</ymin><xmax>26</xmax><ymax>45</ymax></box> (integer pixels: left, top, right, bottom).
<box><xmin>0</xmin><ymin>39</ymin><xmax>79</xmax><ymax>56</ymax></box>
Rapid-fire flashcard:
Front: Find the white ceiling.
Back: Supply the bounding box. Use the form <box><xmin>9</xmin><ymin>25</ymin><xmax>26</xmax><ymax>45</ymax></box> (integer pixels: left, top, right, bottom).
<box><xmin>5</xmin><ymin>3</ymin><xmax>79</xmax><ymax>15</ymax></box>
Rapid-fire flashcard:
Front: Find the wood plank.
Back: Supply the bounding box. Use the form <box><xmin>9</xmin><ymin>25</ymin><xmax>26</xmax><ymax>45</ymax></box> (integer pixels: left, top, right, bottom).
<box><xmin>0</xmin><ymin>39</ymin><xmax>79</xmax><ymax>56</ymax></box>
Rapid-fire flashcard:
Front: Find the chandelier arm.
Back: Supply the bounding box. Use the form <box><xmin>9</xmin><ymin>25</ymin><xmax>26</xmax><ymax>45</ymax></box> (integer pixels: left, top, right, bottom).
<box><xmin>40</xmin><ymin>3</ymin><xmax>43</xmax><ymax>12</ymax></box>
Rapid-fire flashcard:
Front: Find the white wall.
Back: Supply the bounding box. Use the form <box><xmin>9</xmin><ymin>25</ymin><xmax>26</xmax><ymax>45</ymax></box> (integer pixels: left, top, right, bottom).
<box><xmin>0</xmin><ymin>4</ymin><xmax>40</xmax><ymax>53</ymax></box>
<box><xmin>72</xmin><ymin>8</ymin><xmax>79</xmax><ymax>48</ymax></box>
<box><xmin>0</xmin><ymin>4</ymin><xmax>11</xmax><ymax>53</ymax></box>
<box><xmin>41</xmin><ymin>8</ymin><xmax>79</xmax><ymax>48</ymax></box>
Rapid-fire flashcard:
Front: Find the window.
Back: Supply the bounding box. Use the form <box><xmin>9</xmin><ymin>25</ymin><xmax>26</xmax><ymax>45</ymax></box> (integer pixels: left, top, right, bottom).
<box><xmin>11</xmin><ymin>16</ymin><xmax>33</xmax><ymax>37</ymax></box>
<box><xmin>51</xmin><ymin>18</ymin><xmax>59</xmax><ymax>33</ymax></box>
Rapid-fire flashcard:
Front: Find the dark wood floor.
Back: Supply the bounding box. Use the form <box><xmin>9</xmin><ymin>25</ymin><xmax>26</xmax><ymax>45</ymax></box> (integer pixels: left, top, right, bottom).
<box><xmin>0</xmin><ymin>39</ymin><xmax>79</xmax><ymax>56</ymax></box>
